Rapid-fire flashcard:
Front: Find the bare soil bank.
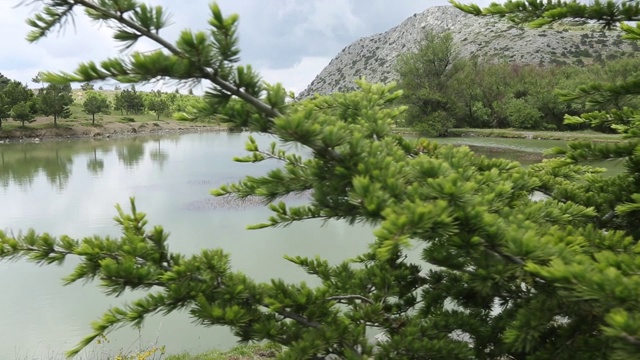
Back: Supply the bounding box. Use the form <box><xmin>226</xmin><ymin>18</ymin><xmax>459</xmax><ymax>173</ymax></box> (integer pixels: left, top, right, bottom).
<box><xmin>0</xmin><ymin>119</ymin><xmax>228</xmax><ymax>143</ymax></box>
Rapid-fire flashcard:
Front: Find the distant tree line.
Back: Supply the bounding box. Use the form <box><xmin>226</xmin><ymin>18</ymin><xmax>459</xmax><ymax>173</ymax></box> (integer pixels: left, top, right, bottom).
<box><xmin>0</xmin><ymin>72</ymin><xmax>74</xmax><ymax>128</ymax></box>
<box><xmin>396</xmin><ymin>31</ymin><xmax>640</xmax><ymax>136</ymax></box>
<box><xmin>0</xmin><ymin>73</ymin><xmax>208</xmax><ymax>129</ymax></box>
<box><xmin>113</xmin><ymin>86</ymin><xmax>207</xmax><ymax>121</ymax></box>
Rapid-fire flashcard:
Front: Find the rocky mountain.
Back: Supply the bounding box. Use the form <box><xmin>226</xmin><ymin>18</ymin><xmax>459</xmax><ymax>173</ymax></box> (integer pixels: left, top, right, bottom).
<box><xmin>298</xmin><ymin>6</ymin><xmax>639</xmax><ymax>99</ymax></box>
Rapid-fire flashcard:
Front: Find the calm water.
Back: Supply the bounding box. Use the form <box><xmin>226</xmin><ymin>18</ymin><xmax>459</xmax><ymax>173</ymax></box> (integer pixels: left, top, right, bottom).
<box><xmin>0</xmin><ymin>132</ymin><xmax>621</xmax><ymax>359</ymax></box>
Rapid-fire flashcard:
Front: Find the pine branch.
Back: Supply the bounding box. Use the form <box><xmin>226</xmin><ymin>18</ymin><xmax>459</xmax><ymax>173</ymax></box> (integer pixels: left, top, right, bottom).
<box><xmin>70</xmin><ymin>0</ymin><xmax>280</xmax><ymax>118</ymax></box>
<box><xmin>272</xmin><ymin>307</ymin><xmax>322</xmax><ymax>329</ymax></box>
<box><xmin>326</xmin><ymin>295</ymin><xmax>375</xmax><ymax>305</ymax></box>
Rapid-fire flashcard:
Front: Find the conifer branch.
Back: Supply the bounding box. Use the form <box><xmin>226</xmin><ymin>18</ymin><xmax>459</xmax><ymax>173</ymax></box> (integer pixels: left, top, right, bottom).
<box><xmin>69</xmin><ymin>0</ymin><xmax>280</xmax><ymax>118</ymax></box>
<box><xmin>326</xmin><ymin>295</ymin><xmax>375</xmax><ymax>305</ymax></box>
<box><xmin>272</xmin><ymin>308</ymin><xmax>322</xmax><ymax>329</ymax></box>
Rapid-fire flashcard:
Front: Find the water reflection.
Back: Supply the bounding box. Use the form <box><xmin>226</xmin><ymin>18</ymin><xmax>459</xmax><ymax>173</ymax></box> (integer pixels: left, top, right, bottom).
<box><xmin>86</xmin><ymin>148</ymin><xmax>104</xmax><ymax>175</ymax></box>
<box><xmin>149</xmin><ymin>139</ymin><xmax>169</xmax><ymax>169</ymax></box>
<box><xmin>0</xmin><ymin>136</ymin><xmax>180</xmax><ymax>189</ymax></box>
<box><xmin>116</xmin><ymin>138</ymin><xmax>146</xmax><ymax>168</ymax></box>
<box><xmin>0</xmin><ymin>145</ymin><xmax>75</xmax><ymax>190</ymax></box>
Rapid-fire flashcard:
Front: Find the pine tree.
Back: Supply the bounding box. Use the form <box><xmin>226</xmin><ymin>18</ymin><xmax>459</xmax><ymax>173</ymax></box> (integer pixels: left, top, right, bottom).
<box><xmin>0</xmin><ymin>73</ymin><xmax>10</xmax><ymax>89</ymax></box>
<box><xmin>450</xmin><ymin>1</ymin><xmax>640</xmax><ymax>359</ymax></box>
<box><xmin>38</xmin><ymin>83</ymin><xmax>73</xmax><ymax>127</ymax></box>
<box><xmin>82</xmin><ymin>91</ymin><xmax>110</xmax><ymax>124</ymax></box>
<box><xmin>113</xmin><ymin>91</ymin><xmax>126</xmax><ymax>115</ymax></box>
<box><xmin>2</xmin><ymin>1</ymin><xmax>640</xmax><ymax>359</ymax></box>
<box><xmin>0</xmin><ymin>93</ymin><xmax>8</xmax><ymax>129</ymax></box>
<box><xmin>1</xmin><ymin>79</ymin><xmax>36</xmax><ymax>129</ymax></box>
<box><xmin>10</xmin><ymin>101</ymin><xmax>35</xmax><ymax>127</ymax></box>
<box><xmin>116</xmin><ymin>86</ymin><xmax>145</xmax><ymax>114</ymax></box>
<box><xmin>80</xmin><ymin>82</ymin><xmax>94</xmax><ymax>91</ymax></box>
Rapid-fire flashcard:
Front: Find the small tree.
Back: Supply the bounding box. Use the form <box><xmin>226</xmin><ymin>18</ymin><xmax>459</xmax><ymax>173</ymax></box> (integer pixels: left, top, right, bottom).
<box><xmin>31</xmin><ymin>72</ymin><xmax>43</xmax><ymax>89</ymax></box>
<box><xmin>145</xmin><ymin>92</ymin><xmax>169</xmax><ymax>120</ymax></box>
<box><xmin>10</xmin><ymin>101</ymin><xmax>35</xmax><ymax>127</ymax></box>
<box><xmin>0</xmin><ymin>93</ymin><xmax>10</xmax><ymax>129</ymax></box>
<box><xmin>1</xmin><ymin>80</ymin><xmax>37</xmax><ymax>128</ymax></box>
<box><xmin>83</xmin><ymin>91</ymin><xmax>110</xmax><ymax>124</ymax></box>
<box><xmin>2</xmin><ymin>80</ymin><xmax>34</xmax><ymax>109</ymax></box>
<box><xmin>117</xmin><ymin>86</ymin><xmax>145</xmax><ymax>114</ymax></box>
<box><xmin>395</xmin><ymin>31</ymin><xmax>462</xmax><ymax>136</ymax></box>
<box><xmin>80</xmin><ymin>82</ymin><xmax>94</xmax><ymax>91</ymax></box>
<box><xmin>113</xmin><ymin>91</ymin><xmax>125</xmax><ymax>115</ymax></box>
<box><xmin>38</xmin><ymin>83</ymin><xmax>73</xmax><ymax>127</ymax></box>
<box><xmin>0</xmin><ymin>73</ymin><xmax>10</xmax><ymax>89</ymax></box>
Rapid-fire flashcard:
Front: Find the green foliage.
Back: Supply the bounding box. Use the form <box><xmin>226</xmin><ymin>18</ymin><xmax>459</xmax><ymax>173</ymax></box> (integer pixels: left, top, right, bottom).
<box><xmin>83</xmin><ymin>91</ymin><xmax>111</xmax><ymax>124</ymax></box>
<box><xmin>395</xmin><ymin>31</ymin><xmax>461</xmax><ymax>135</ymax></box>
<box><xmin>114</xmin><ymin>85</ymin><xmax>145</xmax><ymax>115</ymax></box>
<box><xmin>497</xmin><ymin>96</ymin><xmax>543</xmax><ymax>129</ymax></box>
<box><xmin>448</xmin><ymin>1</ymin><xmax>640</xmax><ymax>134</ymax></box>
<box><xmin>0</xmin><ymin>93</ymin><xmax>9</xmax><ymax>129</ymax></box>
<box><xmin>452</xmin><ymin>0</ymin><xmax>640</xmax><ymax>30</ymax></box>
<box><xmin>6</xmin><ymin>1</ymin><xmax>640</xmax><ymax>359</ymax></box>
<box><xmin>80</xmin><ymin>82</ymin><xmax>95</xmax><ymax>91</ymax></box>
<box><xmin>0</xmin><ymin>72</ymin><xmax>10</xmax><ymax>89</ymax></box>
<box><xmin>144</xmin><ymin>91</ymin><xmax>170</xmax><ymax>120</ymax></box>
<box><xmin>170</xmin><ymin>93</ymin><xmax>210</xmax><ymax>121</ymax></box>
<box><xmin>395</xmin><ymin>30</ymin><xmax>640</xmax><ymax>132</ymax></box>
<box><xmin>167</xmin><ymin>343</ymin><xmax>282</xmax><ymax>360</ymax></box>
<box><xmin>38</xmin><ymin>82</ymin><xmax>73</xmax><ymax>127</ymax></box>
<box><xmin>0</xmin><ymin>77</ymin><xmax>37</xmax><ymax>129</ymax></box>
<box><xmin>2</xmin><ymin>79</ymin><xmax>35</xmax><ymax>109</ymax></box>
<box><xmin>10</xmin><ymin>101</ymin><xmax>35</xmax><ymax>127</ymax></box>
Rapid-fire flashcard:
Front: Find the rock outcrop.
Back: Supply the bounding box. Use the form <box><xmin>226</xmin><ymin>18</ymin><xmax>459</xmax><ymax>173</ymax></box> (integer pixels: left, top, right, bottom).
<box><xmin>299</xmin><ymin>6</ymin><xmax>638</xmax><ymax>99</ymax></box>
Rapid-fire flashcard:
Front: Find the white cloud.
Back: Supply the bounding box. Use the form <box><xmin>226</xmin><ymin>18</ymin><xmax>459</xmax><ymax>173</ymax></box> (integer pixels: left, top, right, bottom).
<box><xmin>0</xmin><ymin>0</ymin><xmax>495</xmax><ymax>93</ymax></box>
<box><xmin>259</xmin><ymin>56</ymin><xmax>333</xmax><ymax>95</ymax></box>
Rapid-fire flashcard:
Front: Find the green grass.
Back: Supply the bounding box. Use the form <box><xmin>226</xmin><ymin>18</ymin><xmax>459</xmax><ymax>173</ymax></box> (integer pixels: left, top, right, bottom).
<box><xmin>446</xmin><ymin>128</ymin><xmax>624</xmax><ymax>142</ymax></box>
<box><xmin>166</xmin><ymin>343</ymin><xmax>282</xmax><ymax>360</ymax></box>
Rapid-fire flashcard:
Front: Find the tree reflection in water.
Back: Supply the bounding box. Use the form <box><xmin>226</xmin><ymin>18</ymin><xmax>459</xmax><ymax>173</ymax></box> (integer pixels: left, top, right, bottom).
<box><xmin>0</xmin><ymin>136</ymin><xmax>175</xmax><ymax>190</ymax></box>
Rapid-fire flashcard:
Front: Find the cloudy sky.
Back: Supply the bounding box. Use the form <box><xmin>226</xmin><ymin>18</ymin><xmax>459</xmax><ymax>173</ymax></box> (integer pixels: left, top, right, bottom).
<box><xmin>0</xmin><ymin>0</ymin><xmax>492</xmax><ymax>95</ymax></box>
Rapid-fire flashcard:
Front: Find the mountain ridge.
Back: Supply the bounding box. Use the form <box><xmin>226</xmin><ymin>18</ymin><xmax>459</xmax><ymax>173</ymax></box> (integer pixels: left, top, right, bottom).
<box><xmin>298</xmin><ymin>6</ymin><xmax>639</xmax><ymax>99</ymax></box>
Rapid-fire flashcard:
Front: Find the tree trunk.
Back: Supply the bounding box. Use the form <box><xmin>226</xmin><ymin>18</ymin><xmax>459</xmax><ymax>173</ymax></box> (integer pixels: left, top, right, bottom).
<box><xmin>92</xmin><ymin>113</ymin><xmax>96</xmax><ymax>125</ymax></box>
<box><xmin>22</xmin><ymin>119</ymin><xmax>26</xmax><ymax>127</ymax></box>
<box><xmin>156</xmin><ymin>112</ymin><xmax>160</xmax><ymax>120</ymax></box>
<box><xmin>54</xmin><ymin>114</ymin><xmax>58</xmax><ymax>127</ymax></box>
<box><xmin>0</xmin><ymin>117</ymin><xmax>2</xmax><ymax>129</ymax></box>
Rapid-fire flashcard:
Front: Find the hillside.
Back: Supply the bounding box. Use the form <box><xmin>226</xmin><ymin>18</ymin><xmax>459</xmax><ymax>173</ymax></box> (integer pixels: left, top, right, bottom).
<box><xmin>298</xmin><ymin>5</ymin><xmax>639</xmax><ymax>99</ymax></box>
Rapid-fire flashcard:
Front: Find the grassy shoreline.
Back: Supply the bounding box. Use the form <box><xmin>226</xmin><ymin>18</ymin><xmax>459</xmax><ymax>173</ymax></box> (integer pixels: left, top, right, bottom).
<box><xmin>2</xmin><ymin>121</ymin><xmax>625</xmax><ymax>144</ymax></box>
<box><xmin>0</xmin><ymin>118</ymin><xmax>228</xmax><ymax>143</ymax></box>
<box><xmin>392</xmin><ymin>127</ymin><xmax>625</xmax><ymax>142</ymax></box>
<box><xmin>446</xmin><ymin>128</ymin><xmax>624</xmax><ymax>142</ymax></box>
<box><xmin>166</xmin><ymin>343</ymin><xmax>282</xmax><ymax>360</ymax></box>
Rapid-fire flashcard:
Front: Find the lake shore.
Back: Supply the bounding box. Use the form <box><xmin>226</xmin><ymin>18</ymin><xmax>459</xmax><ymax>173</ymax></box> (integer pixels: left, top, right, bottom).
<box><xmin>2</xmin><ymin>122</ymin><xmax>626</xmax><ymax>144</ymax></box>
<box><xmin>446</xmin><ymin>128</ymin><xmax>623</xmax><ymax>142</ymax></box>
<box><xmin>166</xmin><ymin>343</ymin><xmax>282</xmax><ymax>360</ymax></box>
<box><xmin>0</xmin><ymin>118</ymin><xmax>228</xmax><ymax>143</ymax></box>
<box><xmin>393</xmin><ymin>127</ymin><xmax>624</xmax><ymax>142</ymax></box>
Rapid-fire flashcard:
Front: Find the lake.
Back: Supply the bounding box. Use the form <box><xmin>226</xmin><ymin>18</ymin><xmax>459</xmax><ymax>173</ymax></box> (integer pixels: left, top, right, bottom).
<box><xmin>0</xmin><ymin>132</ymin><xmax>615</xmax><ymax>359</ymax></box>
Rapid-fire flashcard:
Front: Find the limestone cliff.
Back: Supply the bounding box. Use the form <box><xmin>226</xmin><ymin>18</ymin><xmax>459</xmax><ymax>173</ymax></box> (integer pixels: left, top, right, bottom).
<box><xmin>298</xmin><ymin>6</ymin><xmax>638</xmax><ymax>99</ymax></box>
